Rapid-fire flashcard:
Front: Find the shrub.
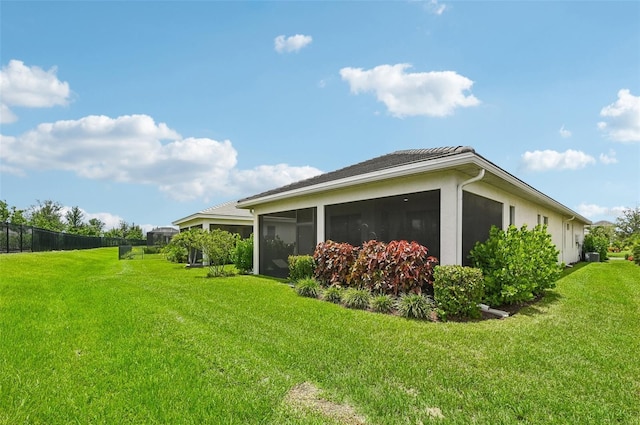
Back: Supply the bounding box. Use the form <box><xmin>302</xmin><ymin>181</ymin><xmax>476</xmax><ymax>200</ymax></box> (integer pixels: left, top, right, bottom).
<box><xmin>294</xmin><ymin>278</ymin><xmax>320</xmax><ymax>298</ymax></box>
<box><xmin>632</xmin><ymin>242</ymin><xmax>640</xmax><ymax>266</ymax></box>
<box><xmin>161</xmin><ymin>243</ymin><xmax>187</xmax><ymax>263</ymax></box>
<box><xmin>384</xmin><ymin>240</ymin><xmax>438</xmax><ymax>296</ymax></box>
<box><xmin>323</xmin><ymin>286</ymin><xmax>343</xmax><ymax>304</ymax></box>
<box><xmin>313</xmin><ymin>240</ymin><xmax>359</xmax><ymax>287</ymax></box>
<box><xmin>350</xmin><ymin>240</ymin><xmax>388</xmax><ymax>292</ymax></box>
<box><xmin>201</xmin><ymin>229</ymin><xmax>238</xmax><ymax>277</ymax></box>
<box><xmin>583</xmin><ymin>233</ymin><xmax>609</xmax><ymax>262</ymax></box>
<box><xmin>231</xmin><ymin>234</ymin><xmax>253</xmax><ymax>274</ymax></box>
<box><xmin>350</xmin><ymin>240</ymin><xmax>439</xmax><ymax>296</ymax></box>
<box><xmin>470</xmin><ymin>225</ymin><xmax>562</xmax><ymax>306</ymax></box>
<box><xmin>370</xmin><ymin>294</ymin><xmax>395</xmax><ymax>314</ymax></box>
<box><xmin>433</xmin><ymin>265</ymin><xmax>484</xmax><ymax>321</ymax></box>
<box><xmin>288</xmin><ymin>255</ymin><xmax>315</xmax><ymax>281</ymax></box>
<box><xmin>342</xmin><ymin>288</ymin><xmax>371</xmax><ymax>310</ymax></box>
<box><xmin>397</xmin><ymin>293</ymin><xmax>433</xmax><ymax>319</ymax></box>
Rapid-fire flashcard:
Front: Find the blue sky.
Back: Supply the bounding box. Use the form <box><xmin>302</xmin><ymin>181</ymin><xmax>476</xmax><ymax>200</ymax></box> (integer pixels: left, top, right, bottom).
<box><xmin>1</xmin><ymin>1</ymin><xmax>639</xmax><ymax>233</ymax></box>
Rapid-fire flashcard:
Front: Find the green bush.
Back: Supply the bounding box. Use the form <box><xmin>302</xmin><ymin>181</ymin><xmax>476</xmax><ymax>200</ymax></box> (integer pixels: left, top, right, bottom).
<box><xmin>583</xmin><ymin>233</ymin><xmax>609</xmax><ymax>261</ymax></box>
<box><xmin>433</xmin><ymin>265</ymin><xmax>484</xmax><ymax>321</ymax></box>
<box><xmin>370</xmin><ymin>294</ymin><xmax>395</xmax><ymax>314</ymax></box>
<box><xmin>294</xmin><ymin>278</ymin><xmax>320</xmax><ymax>298</ymax></box>
<box><xmin>201</xmin><ymin>229</ymin><xmax>237</xmax><ymax>278</ymax></box>
<box><xmin>323</xmin><ymin>286</ymin><xmax>343</xmax><ymax>304</ymax></box>
<box><xmin>397</xmin><ymin>293</ymin><xmax>433</xmax><ymax>319</ymax></box>
<box><xmin>632</xmin><ymin>242</ymin><xmax>640</xmax><ymax>266</ymax></box>
<box><xmin>342</xmin><ymin>288</ymin><xmax>371</xmax><ymax>310</ymax></box>
<box><xmin>161</xmin><ymin>244</ymin><xmax>187</xmax><ymax>263</ymax></box>
<box><xmin>231</xmin><ymin>234</ymin><xmax>253</xmax><ymax>274</ymax></box>
<box><xmin>288</xmin><ymin>255</ymin><xmax>315</xmax><ymax>281</ymax></box>
<box><xmin>470</xmin><ymin>225</ymin><xmax>562</xmax><ymax>306</ymax></box>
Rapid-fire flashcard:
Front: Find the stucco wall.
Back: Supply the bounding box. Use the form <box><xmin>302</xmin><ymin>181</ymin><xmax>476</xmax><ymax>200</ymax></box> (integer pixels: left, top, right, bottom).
<box><xmin>249</xmin><ymin>169</ymin><xmax>586</xmax><ymax>273</ymax></box>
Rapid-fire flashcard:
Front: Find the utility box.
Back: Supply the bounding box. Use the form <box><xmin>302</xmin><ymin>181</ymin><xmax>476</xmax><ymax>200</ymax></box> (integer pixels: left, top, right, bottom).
<box><xmin>586</xmin><ymin>252</ymin><xmax>600</xmax><ymax>262</ymax></box>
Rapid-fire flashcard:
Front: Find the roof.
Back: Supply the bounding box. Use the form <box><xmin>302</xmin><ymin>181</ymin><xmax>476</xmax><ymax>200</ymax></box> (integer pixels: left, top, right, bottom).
<box><xmin>172</xmin><ymin>200</ymin><xmax>253</xmax><ymax>226</ymax></box>
<box><xmin>235</xmin><ymin>145</ymin><xmax>591</xmax><ymax>225</ymax></box>
<box><xmin>239</xmin><ymin>146</ymin><xmax>474</xmax><ymax>203</ymax></box>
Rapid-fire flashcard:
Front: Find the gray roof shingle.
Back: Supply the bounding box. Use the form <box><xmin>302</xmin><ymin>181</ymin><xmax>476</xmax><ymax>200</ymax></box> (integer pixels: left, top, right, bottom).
<box><xmin>239</xmin><ymin>146</ymin><xmax>475</xmax><ymax>203</ymax></box>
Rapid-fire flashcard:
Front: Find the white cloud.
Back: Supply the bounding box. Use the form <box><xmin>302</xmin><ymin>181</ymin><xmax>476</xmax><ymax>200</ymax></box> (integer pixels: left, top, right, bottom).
<box><xmin>425</xmin><ymin>0</ymin><xmax>447</xmax><ymax>15</ymax></box>
<box><xmin>0</xmin><ymin>60</ymin><xmax>71</xmax><ymax>123</ymax></box>
<box><xmin>0</xmin><ymin>114</ymin><xmax>322</xmax><ymax>202</ymax></box>
<box><xmin>340</xmin><ymin>63</ymin><xmax>480</xmax><ymax>117</ymax></box>
<box><xmin>521</xmin><ymin>149</ymin><xmax>596</xmax><ymax>171</ymax></box>
<box><xmin>597</xmin><ymin>89</ymin><xmax>640</xmax><ymax>142</ymax></box>
<box><xmin>559</xmin><ymin>125</ymin><xmax>572</xmax><ymax>138</ymax></box>
<box><xmin>231</xmin><ymin>164</ymin><xmax>322</xmax><ymax>194</ymax></box>
<box><xmin>599</xmin><ymin>149</ymin><xmax>618</xmax><ymax>165</ymax></box>
<box><xmin>274</xmin><ymin>34</ymin><xmax>313</xmax><ymax>53</ymax></box>
<box><xmin>576</xmin><ymin>203</ymin><xmax>627</xmax><ymax>219</ymax></box>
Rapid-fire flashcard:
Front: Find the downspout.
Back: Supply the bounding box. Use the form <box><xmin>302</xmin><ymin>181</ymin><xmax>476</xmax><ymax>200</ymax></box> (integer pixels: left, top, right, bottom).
<box><xmin>456</xmin><ymin>168</ymin><xmax>486</xmax><ymax>265</ymax></box>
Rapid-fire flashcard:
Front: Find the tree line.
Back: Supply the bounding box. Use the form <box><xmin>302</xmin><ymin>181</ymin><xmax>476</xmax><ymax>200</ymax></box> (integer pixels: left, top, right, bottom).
<box><xmin>1</xmin><ymin>199</ymin><xmax>144</xmax><ymax>240</ymax></box>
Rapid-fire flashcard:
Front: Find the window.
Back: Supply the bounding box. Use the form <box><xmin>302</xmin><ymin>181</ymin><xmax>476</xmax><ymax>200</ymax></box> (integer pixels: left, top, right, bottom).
<box><xmin>325</xmin><ymin>190</ymin><xmax>440</xmax><ymax>259</ymax></box>
<box><xmin>259</xmin><ymin>208</ymin><xmax>316</xmax><ymax>278</ymax></box>
<box><xmin>509</xmin><ymin>205</ymin><xmax>516</xmax><ymax>226</ymax></box>
<box><xmin>462</xmin><ymin>191</ymin><xmax>503</xmax><ymax>266</ymax></box>
<box><xmin>543</xmin><ymin>216</ymin><xmax>549</xmax><ymax>225</ymax></box>
<box><xmin>537</xmin><ymin>214</ymin><xmax>541</xmax><ymax>225</ymax></box>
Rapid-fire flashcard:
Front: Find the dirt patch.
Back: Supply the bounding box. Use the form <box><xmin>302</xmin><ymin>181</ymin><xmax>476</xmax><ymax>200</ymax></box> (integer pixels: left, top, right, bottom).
<box><xmin>285</xmin><ymin>382</ymin><xmax>366</xmax><ymax>425</ymax></box>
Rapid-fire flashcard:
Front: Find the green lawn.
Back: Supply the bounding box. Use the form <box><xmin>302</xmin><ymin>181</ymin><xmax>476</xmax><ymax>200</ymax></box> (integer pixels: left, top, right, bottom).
<box><xmin>1</xmin><ymin>249</ymin><xmax>638</xmax><ymax>424</ymax></box>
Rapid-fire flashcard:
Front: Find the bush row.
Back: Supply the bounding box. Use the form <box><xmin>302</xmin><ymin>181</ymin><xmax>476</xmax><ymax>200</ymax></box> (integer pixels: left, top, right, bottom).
<box><xmin>294</xmin><ymin>264</ymin><xmax>486</xmax><ymax>321</ymax></box>
<box><xmin>312</xmin><ymin>239</ymin><xmax>439</xmax><ymax>296</ymax></box>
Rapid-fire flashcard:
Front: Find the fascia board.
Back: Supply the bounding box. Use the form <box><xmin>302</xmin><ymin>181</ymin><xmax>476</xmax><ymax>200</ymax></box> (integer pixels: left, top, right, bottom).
<box><xmin>472</xmin><ymin>156</ymin><xmax>592</xmax><ymax>224</ymax></box>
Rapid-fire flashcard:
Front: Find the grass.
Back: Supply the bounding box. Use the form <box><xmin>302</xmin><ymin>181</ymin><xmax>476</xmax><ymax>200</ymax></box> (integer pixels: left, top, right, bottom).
<box><xmin>1</xmin><ymin>248</ymin><xmax>639</xmax><ymax>424</ymax></box>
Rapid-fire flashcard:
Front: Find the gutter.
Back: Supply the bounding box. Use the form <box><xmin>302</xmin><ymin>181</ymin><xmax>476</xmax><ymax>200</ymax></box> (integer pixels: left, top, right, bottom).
<box><xmin>457</xmin><ymin>168</ymin><xmax>485</xmax><ymax>265</ymax></box>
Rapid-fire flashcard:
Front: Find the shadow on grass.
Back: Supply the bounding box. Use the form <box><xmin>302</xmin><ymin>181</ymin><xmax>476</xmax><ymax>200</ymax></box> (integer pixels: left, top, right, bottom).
<box><xmin>559</xmin><ymin>261</ymin><xmax>590</xmax><ymax>278</ymax></box>
<box><xmin>512</xmin><ymin>291</ymin><xmax>563</xmax><ymax>318</ymax></box>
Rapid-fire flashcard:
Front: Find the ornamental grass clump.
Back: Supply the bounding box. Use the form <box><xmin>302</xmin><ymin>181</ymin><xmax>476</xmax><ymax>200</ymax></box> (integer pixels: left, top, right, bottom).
<box><xmin>397</xmin><ymin>293</ymin><xmax>434</xmax><ymax>319</ymax></box>
<box><xmin>323</xmin><ymin>286</ymin><xmax>343</xmax><ymax>304</ymax></box>
<box><xmin>370</xmin><ymin>294</ymin><xmax>395</xmax><ymax>314</ymax></box>
<box><xmin>342</xmin><ymin>288</ymin><xmax>371</xmax><ymax>310</ymax></box>
<box><xmin>295</xmin><ymin>278</ymin><xmax>320</xmax><ymax>298</ymax></box>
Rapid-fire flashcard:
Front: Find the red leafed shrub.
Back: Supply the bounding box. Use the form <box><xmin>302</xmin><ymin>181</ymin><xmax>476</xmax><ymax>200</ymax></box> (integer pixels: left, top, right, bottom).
<box><xmin>351</xmin><ymin>240</ymin><xmax>389</xmax><ymax>292</ymax></box>
<box><xmin>350</xmin><ymin>240</ymin><xmax>438</xmax><ymax>296</ymax></box>
<box><xmin>313</xmin><ymin>240</ymin><xmax>359</xmax><ymax>287</ymax></box>
<box><xmin>384</xmin><ymin>240</ymin><xmax>438</xmax><ymax>296</ymax></box>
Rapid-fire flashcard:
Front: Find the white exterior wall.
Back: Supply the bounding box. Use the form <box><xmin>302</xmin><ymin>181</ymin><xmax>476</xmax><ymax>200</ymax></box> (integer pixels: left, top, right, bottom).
<box><xmin>463</xmin><ymin>181</ymin><xmax>584</xmax><ymax>264</ymax></box>
<box><xmin>249</xmin><ymin>169</ymin><xmax>586</xmax><ymax>274</ymax></box>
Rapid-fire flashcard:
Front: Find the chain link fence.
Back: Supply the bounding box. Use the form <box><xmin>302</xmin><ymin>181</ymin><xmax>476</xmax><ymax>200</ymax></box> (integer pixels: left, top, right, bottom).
<box><xmin>1</xmin><ymin>222</ymin><xmax>145</xmax><ymax>253</ymax></box>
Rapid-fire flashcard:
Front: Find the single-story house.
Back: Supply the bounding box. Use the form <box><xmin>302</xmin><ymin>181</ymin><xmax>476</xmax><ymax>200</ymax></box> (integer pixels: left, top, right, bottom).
<box><xmin>236</xmin><ymin>146</ymin><xmax>591</xmax><ymax>278</ymax></box>
<box><xmin>172</xmin><ymin>200</ymin><xmax>253</xmax><ymax>238</ymax></box>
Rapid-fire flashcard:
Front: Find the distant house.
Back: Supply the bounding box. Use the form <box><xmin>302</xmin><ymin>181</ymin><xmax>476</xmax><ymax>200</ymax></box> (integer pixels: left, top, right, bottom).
<box><xmin>172</xmin><ymin>201</ymin><xmax>253</xmax><ymax>238</ymax></box>
<box><xmin>236</xmin><ymin>146</ymin><xmax>591</xmax><ymax>278</ymax></box>
<box><xmin>146</xmin><ymin>226</ymin><xmax>179</xmax><ymax>247</ymax></box>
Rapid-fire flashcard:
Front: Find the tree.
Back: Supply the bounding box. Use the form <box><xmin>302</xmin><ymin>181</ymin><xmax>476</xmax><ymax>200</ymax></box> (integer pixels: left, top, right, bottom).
<box><xmin>9</xmin><ymin>207</ymin><xmax>27</xmax><ymax>225</ymax></box>
<box><xmin>28</xmin><ymin>200</ymin><xmax>65</xmax><ymax>231</ymax></box>
<box><xmin>104</xmin><ymin>220</ymin><xmax>143</xmax><ymax>240</ymax></box>
<box><xmin>86</xmin><ymin>218</ymin><xmax>105</xmax><ymax>237</ymax></box>
<box><xmin>164</xmin><ymin>228</ymin><xmax>203</xmax><ymax>265</ymax></box>
<box><xmin>1</xmin><ymin>201</ymin><xmax>27</xmax><ymax>225</ymax></box>
<box><xmin>615</xmin><ymin>207</ymin><xmax>640</xmax><ymax>248</ymax></box>
<box><xmin>65</xmin><ymin>206</ymin><xmax>86</xmax><ymax>234</ymax></box>
<box><xmin>200</xmin><ymin>229</ymin><xmax>238</xmax><ymax>277</ymax></box>
<box><xmin>0</xmin><ymin>200</ymin><xmax>8</xmax><ymax>222</ymax></box>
